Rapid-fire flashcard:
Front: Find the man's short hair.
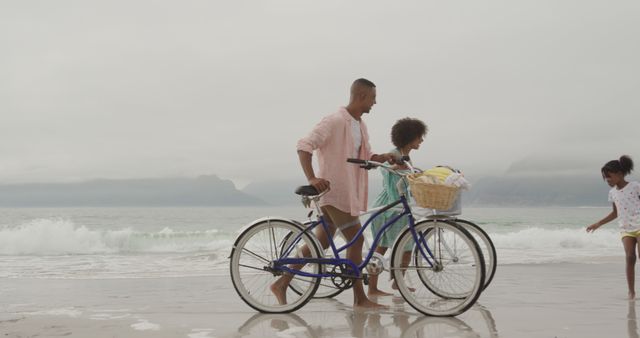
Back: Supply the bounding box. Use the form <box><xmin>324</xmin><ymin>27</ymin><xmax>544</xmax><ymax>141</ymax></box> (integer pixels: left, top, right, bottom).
<box><xmin>350</xmin><ymin>78</ymin><xmax>376</xmax><ymax>98</ymax></box>
<box><xmin>352</xmin><ymin>78</ymin><xmax>376</xmax><ymax>88</ymax></box>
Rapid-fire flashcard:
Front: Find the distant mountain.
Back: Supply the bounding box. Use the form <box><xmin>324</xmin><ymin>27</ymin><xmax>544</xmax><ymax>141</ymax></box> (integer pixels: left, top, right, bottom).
<box><xmin>242</xmin><ymin>178</ymin><xmax>384</xmax><ymax>206</ymax></box>
<box><xmin>242</xmin><ymin>180</ymin><xmax>303</xmax><ymax>206</ymax></box>
<box><xmin>0</xmin><ymin>175</ymin><xmax>266</xmax><ymax>207</ymax></box>
<box><xmin>242</xmin><ymin>174</ymin><xmax>617</xmax><ymax>207</ymax></box>
<box><xmin>463</xmin><ymin>174</ymin><xmax>612</xmax><ymax>207</ymax></box>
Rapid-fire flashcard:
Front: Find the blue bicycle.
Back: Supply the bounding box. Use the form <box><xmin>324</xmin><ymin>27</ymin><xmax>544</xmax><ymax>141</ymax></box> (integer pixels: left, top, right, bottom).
<box><xmin>229</xmin><ymin>158</ymin><xmax>485</xmax><ymax>316</ymax></box>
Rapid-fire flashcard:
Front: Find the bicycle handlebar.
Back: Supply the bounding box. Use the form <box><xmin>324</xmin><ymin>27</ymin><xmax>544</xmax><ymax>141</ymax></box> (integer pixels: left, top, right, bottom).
<box><xmin>346</xmin><ymin>158</ymin><xmax>367</xmax><ymax>164</ymax></box>
<box><xmin>346</xmin><ymin>157</ymin><xmax>418</xmax><ymax>175</ymax></box>
<box><xmin>346</xmin><ymin>157</ymin><xmax>418</xmax><ymax>200</ymax></box>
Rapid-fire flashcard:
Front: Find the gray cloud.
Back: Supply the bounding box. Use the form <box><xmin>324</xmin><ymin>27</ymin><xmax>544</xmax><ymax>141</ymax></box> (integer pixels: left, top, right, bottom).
<box><xmin>1</xmin><ymin>0</ymin><xmax>639</xmax><ymax>186</ymax></box>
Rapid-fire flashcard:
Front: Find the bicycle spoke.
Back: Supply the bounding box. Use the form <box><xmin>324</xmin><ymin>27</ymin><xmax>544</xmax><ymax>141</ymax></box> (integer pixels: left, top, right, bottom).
<box><xmin>269</xmin><ymin>222</ymin><xmax>278</xmax><ymax>260</ymax></box>
<box><xmin>241</xmin><ymin>247</ymin><xmax>270</xmax><ymax>264</ymax></box>
<box><xmin>238</xmin><ymin>263</ymin><xmax>267</xmax><ymax>272</ymax></box>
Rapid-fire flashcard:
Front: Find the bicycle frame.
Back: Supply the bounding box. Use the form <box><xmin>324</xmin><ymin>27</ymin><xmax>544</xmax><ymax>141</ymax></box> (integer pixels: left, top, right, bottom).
<box><xmin>275</xmin><ymin>193</ymin><xmax>438</xmax><ymax>279</ymax></box>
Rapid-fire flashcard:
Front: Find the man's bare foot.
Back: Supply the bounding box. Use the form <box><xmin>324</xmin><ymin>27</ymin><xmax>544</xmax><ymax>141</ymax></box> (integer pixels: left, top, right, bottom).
<box><xmin>368</xmin><ymin>289</ymin><xmax>393</xmax><ymax>297</ymax></box>
<box><xmin>270</xmin><ymin>280</ymin><xmax>288</xmax><ymax>305</ymax></box>
<box><xmin>354</xmin><ymin>298</ymin><xmax>388</xmax><ymax>309</ymax></box>
<box><xmin>629</xmin><ymin>292</ymin><xmax>636</xmax><ymax>300</ymax></box>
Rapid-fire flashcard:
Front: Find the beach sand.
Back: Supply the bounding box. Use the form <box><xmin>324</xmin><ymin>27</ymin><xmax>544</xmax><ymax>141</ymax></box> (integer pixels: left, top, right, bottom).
<box><xmin>1</xmin><ymin>260</ymin><xmax>638</xmax><ymax>338</ymax></box>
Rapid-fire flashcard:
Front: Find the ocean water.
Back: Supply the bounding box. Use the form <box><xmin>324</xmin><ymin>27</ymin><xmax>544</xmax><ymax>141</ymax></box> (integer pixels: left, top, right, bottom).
<box><xmin>0</xmin><ymin>206</ymin><xmax>624</xmax><ymax>279</ymax></box>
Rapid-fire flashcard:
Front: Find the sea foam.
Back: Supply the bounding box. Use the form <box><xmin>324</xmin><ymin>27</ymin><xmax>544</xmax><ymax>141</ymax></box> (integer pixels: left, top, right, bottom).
<box><xmin>490</xmin><ymin>226</ymin><xmax>622</xmax><ymax>264</ymax></box>
<box><xmin>0</xmin><ymin>218</ymin><xmax>232</xmax><ymax>256</ymax></box>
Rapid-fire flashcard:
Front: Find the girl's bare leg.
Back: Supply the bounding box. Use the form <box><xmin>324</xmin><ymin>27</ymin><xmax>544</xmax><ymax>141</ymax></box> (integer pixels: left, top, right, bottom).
<box><xmin>623</xmin><ymin>236</ymin><xmax>637</xmax><ymax>300</ymax></box>
<box><xmin>368</xmin><ymin>246</ymin><xmax>393</xmax><ymax>296</ymax></box>
<box><xmin>391</xmin><ymin>251</ymin><xmax>414</xmax><ymax>291</ymax></box>
<box><xmin>635</xmin><ymin>238</ymin><xmax>640</xmax><ymax>299</ymax></box>
<box><xmin>270</xmin><ymin>224</ymin><xmax>335</xmax><ymax>305</ymax></box>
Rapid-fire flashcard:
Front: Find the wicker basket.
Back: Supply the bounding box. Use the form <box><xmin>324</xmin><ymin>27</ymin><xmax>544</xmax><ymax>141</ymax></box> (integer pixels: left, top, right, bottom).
<box><xmin>407</xmin><ymin>173</ymin><xmax>459</xmax><ymax>210</ymax></box>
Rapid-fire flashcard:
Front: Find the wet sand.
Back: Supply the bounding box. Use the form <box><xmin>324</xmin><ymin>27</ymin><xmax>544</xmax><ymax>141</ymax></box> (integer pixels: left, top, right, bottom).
<box><xmin>1</xmin><ymin>260</ymin><xmax>638</xmax><ymax>338</ymax></box>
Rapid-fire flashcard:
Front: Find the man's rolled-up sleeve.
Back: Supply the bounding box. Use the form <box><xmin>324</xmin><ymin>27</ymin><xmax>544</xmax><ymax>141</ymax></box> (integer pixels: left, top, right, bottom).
<box><xmin>296</xmin><ymin>115</ymin><xmax>334</xmax><ymax>154</ymax></box>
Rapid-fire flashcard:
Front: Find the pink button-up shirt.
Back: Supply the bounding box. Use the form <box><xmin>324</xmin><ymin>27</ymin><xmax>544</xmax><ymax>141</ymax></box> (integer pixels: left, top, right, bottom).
<box><xmin>297</xmin><ymin>107</ymin><xmax>373</xmax><ymax>216</ymax></box>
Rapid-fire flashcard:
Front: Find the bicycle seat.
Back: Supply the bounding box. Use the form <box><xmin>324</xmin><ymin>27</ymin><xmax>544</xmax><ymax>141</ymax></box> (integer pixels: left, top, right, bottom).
<box><xmin>295</xmin><ymin>185</ymin><xmax>319</xmax><ymax>196</ymax></box>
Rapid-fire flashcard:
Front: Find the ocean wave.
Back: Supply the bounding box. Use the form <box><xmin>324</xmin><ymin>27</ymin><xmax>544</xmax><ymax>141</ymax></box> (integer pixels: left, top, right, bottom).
<box><xmin>0</xmin><ymin>218</ymin><xmax>626</xmax><ymax>266</ymax></box>
<box><xmin>492</xmin><ymin>226</ymin><xmax>620</xmax><ymax>249</ymax></box>
<box><xmin>0</xmin><ymin>218</ymin><xmax>234</xmax><ymax>255</ymax></box>
<box><xmin>489</xmin><ymin>226</ymin><xmax>622</xmax><ymax>264</ymax></box>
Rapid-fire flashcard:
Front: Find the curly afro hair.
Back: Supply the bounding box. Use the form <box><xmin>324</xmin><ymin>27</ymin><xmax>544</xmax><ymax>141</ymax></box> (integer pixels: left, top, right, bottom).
<box><xmin>391</xmin><ymin>118</ymin><xmax>428</xmax><ymax>149</ymax></box>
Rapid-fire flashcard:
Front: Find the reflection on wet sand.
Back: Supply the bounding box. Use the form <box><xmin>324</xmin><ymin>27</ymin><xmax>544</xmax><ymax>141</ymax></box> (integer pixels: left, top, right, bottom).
<box><xmin>629</xmin><ymin>301</ymin><xmax>639</xmax><ymax>338</ymax></box>
<box><xmin>235</xmin><ymin>299</ymin><xmax>499</xmax><ymax>338</ymax></box>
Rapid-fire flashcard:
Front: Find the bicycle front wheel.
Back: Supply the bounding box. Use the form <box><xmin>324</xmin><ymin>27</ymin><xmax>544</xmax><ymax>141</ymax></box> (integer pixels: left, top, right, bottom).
<box><xmin>391</xmin><ymin>220</ymin><xmax>485</xmax><ymax>316</ymax></box>
<box><xmin>229</xmin><ymin>218</ymin><xmax>321</xmax><ymax>313</ymax></box>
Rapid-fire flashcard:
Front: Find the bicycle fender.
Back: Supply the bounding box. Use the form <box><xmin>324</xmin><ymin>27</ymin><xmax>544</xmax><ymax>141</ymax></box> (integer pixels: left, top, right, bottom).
<box><xmin>230</xmin><ymin>217</ymin><xmax>323</xmax><ymax>258</ymax></box>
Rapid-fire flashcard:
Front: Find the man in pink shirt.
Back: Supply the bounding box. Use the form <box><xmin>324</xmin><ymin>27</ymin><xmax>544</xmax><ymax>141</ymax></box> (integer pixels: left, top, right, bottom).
<box><xmin>271</xmin><ymin>78</ymin><xmax>396</xmax><ymax>309</ymax></box>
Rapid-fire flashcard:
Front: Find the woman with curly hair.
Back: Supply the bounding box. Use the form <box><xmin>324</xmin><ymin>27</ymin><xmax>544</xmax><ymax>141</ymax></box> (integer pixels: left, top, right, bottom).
<box><xmin>368</xmin><ymin>117</ymin><xmax>427</xmax><ymax>296</ymax></box>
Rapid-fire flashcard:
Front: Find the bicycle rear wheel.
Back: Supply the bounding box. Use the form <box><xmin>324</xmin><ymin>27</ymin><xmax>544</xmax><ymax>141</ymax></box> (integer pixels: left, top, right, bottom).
<box><xmin>229</xmin><ymin>218</ymin><xmax>321</xmax><ymax>313</ymax></box>
<box><xmin>391</xmin><ymin>220</ymin><xmax>484</xmax><ymax>316</ymax></box>
<box><xmin>452</xmin><ymin>218</ymin><xmax>497</xmax><ymax>290</ymax></box>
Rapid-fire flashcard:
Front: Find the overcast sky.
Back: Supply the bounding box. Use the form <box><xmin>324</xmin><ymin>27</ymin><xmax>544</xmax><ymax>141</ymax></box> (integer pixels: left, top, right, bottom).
<box><xmin>1</xmin><ymin>1</ymin><xmax>639</xmax><ymax>187</ymax></box>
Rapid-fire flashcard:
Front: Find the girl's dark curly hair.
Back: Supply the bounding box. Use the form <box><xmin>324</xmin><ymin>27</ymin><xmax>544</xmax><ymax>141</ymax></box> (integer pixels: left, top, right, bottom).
<box><xmin>601</xmin><ymin>155</ymin><xmax>634</xmax><ymax>178</ymax></box>
<box><xmin>391</xmin><ymin>118</ymin><xmax>428</xmax><ymax>149</ymax></box>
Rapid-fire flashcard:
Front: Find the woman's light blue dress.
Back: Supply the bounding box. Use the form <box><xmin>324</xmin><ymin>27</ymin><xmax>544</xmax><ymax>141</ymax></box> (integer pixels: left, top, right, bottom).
<box><xmin>369</xmin><ymin>149</ymin><xmax>412</xmax><ymax>249</ymax></box>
